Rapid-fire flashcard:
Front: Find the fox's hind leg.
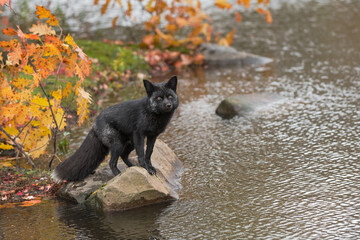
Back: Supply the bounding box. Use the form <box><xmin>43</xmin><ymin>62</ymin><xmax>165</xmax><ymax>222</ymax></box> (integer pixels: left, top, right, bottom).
<box><xmin>121</xmin><ymin>142</ymin><xmax>134</xmax><ymax>167</ymax></box>
<box><xmin>109</xmin><ymin>141</ymin><xmax>124</xmax><ymax>176</ymax></box>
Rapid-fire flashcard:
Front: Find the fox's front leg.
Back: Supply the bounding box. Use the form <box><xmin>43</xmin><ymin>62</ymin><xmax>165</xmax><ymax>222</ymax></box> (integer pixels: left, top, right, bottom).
<box><xmin>134</xmin><ymin>132</ymin><xmax>154</xmax><ymax>175</ymax></box>
<box><xmin>145</xmin><ymin>135</ymin><xmax>157</xmax><ymax>175</ymax></box>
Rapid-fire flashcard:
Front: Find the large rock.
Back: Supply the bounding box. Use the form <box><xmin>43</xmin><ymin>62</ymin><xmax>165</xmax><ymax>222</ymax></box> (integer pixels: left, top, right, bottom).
<box><xmin>216</xmin><ymin>93</ymin><xmax>284</xmax><ymax>119</ymax></box>
<box><xmin>94</xmin><ymin>167</ymin><xmax>174</xmax><ymax>211</ymax></box>
<box><xmin>57</xmin><ymin>139</ymin><xmax>183</xmax><ymax>210</ymax></box>
<box><xmin>199</xmin><ymin>43</ymin><xmax>273</xmax><ymax>67</ymax></box>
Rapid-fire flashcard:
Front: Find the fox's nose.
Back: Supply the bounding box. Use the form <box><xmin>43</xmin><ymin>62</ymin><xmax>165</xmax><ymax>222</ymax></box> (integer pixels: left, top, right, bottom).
<box><xmin>166</xmin><ymin>103</ymin><xmax>172</xmax><ymax>109</ymax></box>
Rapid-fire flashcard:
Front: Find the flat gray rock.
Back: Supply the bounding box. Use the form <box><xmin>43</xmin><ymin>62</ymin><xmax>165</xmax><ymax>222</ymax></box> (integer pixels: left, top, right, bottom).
<box><xmin>199</xmin><ymin>43</ymin><xmax>273</xmax><ymax>67</ymax></box>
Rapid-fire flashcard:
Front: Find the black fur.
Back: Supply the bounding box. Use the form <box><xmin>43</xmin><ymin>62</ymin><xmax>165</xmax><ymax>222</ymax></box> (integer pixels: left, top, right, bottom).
<box><xmin>52</xmin><ymin>76</ymin><xmax>178</xmax><ymax>182</ymax></box>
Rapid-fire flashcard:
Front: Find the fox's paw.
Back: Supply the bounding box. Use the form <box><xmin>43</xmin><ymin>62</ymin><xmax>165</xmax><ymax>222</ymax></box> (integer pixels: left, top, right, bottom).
<box><xmin>147</xmin><ymin>165</ymin><xmax>157</xmax><ymax>175</ymax></box>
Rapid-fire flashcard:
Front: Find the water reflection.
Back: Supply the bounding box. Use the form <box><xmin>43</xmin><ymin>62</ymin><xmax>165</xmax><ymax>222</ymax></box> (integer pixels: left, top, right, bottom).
<box><xmin>0</xmin><ymin>200</ymin><xmax>169</xmax><ymax>239</ymax></box>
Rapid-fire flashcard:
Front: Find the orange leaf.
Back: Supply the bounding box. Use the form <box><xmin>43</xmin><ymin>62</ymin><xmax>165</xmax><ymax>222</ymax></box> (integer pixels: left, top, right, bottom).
<box><xmin>165</xmin><ymin>24</ymin><xmax>177</xmax><ymax>32</ymax></box>
<box><xmin>25</xmin><ymin>33</ymin><xmax>41</xmax><ymax>41</ymax></box>
<box><xmin>2</xmin><ymin>27</ymin><xmax>17</xmax><ymax>36</ymax></box>
<box><xmin>0</xmin><ymin>0</ymin><xmax>9</xmax><ymax>7</ymax></box>
<box><xmin>226</xmin><ymin>29</ymin><xmax>236</xmax><ymax>45</ymax></box>
<box><xmin>126</xmin><ymin>0</ymin><xmax>132</xmax><ymax>17</ymax></box>
<box><xmin>193</xmin><ymin>53</ymin><xmax>204</xmax><ymax>65</ymax></box>
<box><xmin>112</xmin><ymin>16</ymin><xmax>118</xmax><ymax>29</ymax></box>
<box><xmin>235</xmin><ymin>12</ymin><xmax>242</xmax><ymax>23</ymax></box>
<box><xmin>6</xmin><ymin>44</ymin><xmax>22</xmax><ymax>65</ymax></box>
<box><xmin>46</xmin><ymin>15</ymin><xmax>59</xmax><ymax>26</ymax></box>
<box><xmin>257</xmin><ymin>8</ymin><xmax>272</xmax><ymax>24</ymax></box>
<box><xmin>264</xmin><ymin>9</ymin><xmax>272</xmax><ymax>24</ymax></box>
<box><xmin>19</xmin><ymin>200</ymin><xmax>42</xmax><ymax>207</ymax></box>
<box><xmin>101</xmin><ymin>0</ymin><xmax>110</xmax><ymax>15</ymax></box>
<box><xmin>142</xmin><ymin>34</ymin><xmax>154</xmax><ymax>46</ymax></box>
<box><xmin>175</xmin><ymin>17</ymin><xmax>188</xmax><ymax>28</ymax></box>
<box><xmin>35</xmin><ymin>6</ymin><xmax>52</xmax><ymax>19</ymax></box>
<box><xmin>115</xmin><ymin>0</ymin><xmax>122</xmax><ymax>7</ymax></box>
<box><xmin>238</xmin><ymin>0</ymin><xmax>251</xmax><ymax>8</ymax></box>
<box><xmin>257</xmin><ymin>7</ymin><xmax>264</xmax><ymax>14</ymax></box>
<box><xmin>215</xmin><ymin>0</ymin><xmax>232</xmax><ymax>10</ymax></box>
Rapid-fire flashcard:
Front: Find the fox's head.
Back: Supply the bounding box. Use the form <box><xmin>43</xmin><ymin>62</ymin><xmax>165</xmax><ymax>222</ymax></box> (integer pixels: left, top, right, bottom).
<box><xmin>143</xmin><ymin>76</ymin><xmax>179</xmax><ymax>114</ymax></box>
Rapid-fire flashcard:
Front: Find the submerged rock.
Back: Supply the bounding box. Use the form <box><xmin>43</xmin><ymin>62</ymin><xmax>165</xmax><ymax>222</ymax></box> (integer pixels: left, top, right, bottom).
<box><xmin>199</xmin><ymin>43</ymin><xmax>273</xmax><ymax>67</ymax></box>
<box><xmin>216</xmin><ymin>93</ymin><xmax>283</xmax><ymax>119</ymax></box>
<box><xmin>57</xmin><ymin>140</ymin><xmax>183</xmax><ymax>211</ymax></box>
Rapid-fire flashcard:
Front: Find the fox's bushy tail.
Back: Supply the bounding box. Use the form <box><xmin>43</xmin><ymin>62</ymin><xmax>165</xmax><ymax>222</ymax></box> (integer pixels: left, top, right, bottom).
<box><xmin>51</xmin><ymin>129</ymin><xmax>109</xmax><ymax>182</ymax></box>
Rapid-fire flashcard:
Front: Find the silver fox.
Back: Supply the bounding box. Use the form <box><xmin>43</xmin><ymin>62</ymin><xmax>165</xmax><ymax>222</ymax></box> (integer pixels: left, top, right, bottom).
<box><xmin>52</xmin><ymin>76</ymin><xmax>178</xmax><ymax>182</ymax></box>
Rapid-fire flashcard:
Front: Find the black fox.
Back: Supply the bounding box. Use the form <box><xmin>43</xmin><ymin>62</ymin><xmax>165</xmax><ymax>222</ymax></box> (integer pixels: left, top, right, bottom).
<box><xmin>52</xmin><ymin>76</ymin><xmax>178</xmax><ymax>182</ymax></box>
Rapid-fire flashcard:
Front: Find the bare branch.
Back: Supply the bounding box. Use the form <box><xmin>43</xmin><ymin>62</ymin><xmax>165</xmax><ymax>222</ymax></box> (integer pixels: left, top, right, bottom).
<box><xmin>0</xmin><ymin>126</ymin><xmax>36</xmax><ymax>169</ymax></box>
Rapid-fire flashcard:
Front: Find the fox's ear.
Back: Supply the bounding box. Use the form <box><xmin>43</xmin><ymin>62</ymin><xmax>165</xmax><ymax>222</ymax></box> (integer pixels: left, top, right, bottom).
<box><xmin>143</xmin><ymin>79</ymin><xmax>154</xmax><ymax>97</ymax></box>
<box><xmin>165</xmin><ymin>76</ymin><xmax>177</xmax><ymax>92</ymax></box>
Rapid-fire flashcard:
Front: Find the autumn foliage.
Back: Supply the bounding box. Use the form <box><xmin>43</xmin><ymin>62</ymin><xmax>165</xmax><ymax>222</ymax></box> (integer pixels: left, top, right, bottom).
<box><xmin>0</xmin><ymin>3</ymin><xmax>92</xmax><ymax>167</ymax></box>
<box><xmin>99</xmin><ymin>0</ymin><xmax>272</xmax><ymax>49</ymax></box>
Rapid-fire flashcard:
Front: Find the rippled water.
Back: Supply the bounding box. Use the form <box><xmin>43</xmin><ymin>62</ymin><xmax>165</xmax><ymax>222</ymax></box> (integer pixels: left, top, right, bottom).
<box><xmin>1</xmin><ymin>1</ymin><xmax>360</xmax><ymax>239</ymax></box>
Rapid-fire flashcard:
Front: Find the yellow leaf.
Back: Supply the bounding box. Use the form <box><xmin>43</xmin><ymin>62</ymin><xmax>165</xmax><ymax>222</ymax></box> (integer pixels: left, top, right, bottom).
<box><xmin>31</xmin><ymin>96</ymin><xmax>49</xmax><ymax>108</ymax></box>
<box><xmin>44</xmin><ymin>43</ymin><xmax>62</xmax><ymax>61</ymax></box>
<box><xmin>32</xmin><ymin>73</ymin><xmax>41</xmax><ymax>87</ymax></box>
<box><xmin>29</xmin><ymin>134</ymin><xmax>50</xmax><ymax>158</ymax></box>
<box><xmin>12</xmin><ymin>78</ymin><xmax>32</xmax><ymax>89</ymax></box>
<box><xmin>3</xmin><ymin>125</ymin><xmax>19</xmax><ymax>136</ymax></box>
<box><xmin>29</xmin><ymin>22</ymin><xmax>56</xmax><ymax>36</ymax></box>
<box><xmin>76</xmin><ymin>95</ymin><xmax>89</xmax><ymax>126</ymax></box>
<box><xmin>64</xmin><ymin>34</ymin><xmax>77</xmax><ymax>48</ymax></box>
<box><xmin>215</xmin><ymin>0</ymin><xmax>232</xmax><ymax>9</ymax></box>
<box><xmin>23</xmin><ymin>65</ymin><xmax>34</xmax><ymax>74</ymax></box>
<box><xmin>51</xmin><ymin>89</ymin><xmax>62</xmax><ymax>102</ymax></box>
<box><xmin>54</xmin><ymin>108</ymin><xmax>66</xmax><ymax>130</ymax></box>
<box><xmin>62</xmin><ymin>82</ymin><xmax>73</xmax><ymax>98</ymax></box>
<box><xmin>0</xmin><ymin>143</ymin><xmax>13</xmax><ymax>150</ymax></box>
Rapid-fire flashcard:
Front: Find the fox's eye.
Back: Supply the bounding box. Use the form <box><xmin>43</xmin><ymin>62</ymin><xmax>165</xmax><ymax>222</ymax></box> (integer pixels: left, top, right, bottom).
<box><xmin>156</xmin><ymin>96</ymin><xmax>163</xmax><ymax>101</ymax></box>
<box><xmin>168</xmin><ymin>95</ymin><xmax>173</xmax><ymax>99</ymax></box>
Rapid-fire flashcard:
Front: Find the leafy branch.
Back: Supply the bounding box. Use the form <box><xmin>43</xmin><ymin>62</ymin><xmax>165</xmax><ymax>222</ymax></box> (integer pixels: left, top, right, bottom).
<box><xmin>0</xmin><ymin>3</ymin><xmax>92</xmax><ymax>168</ymax></box>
